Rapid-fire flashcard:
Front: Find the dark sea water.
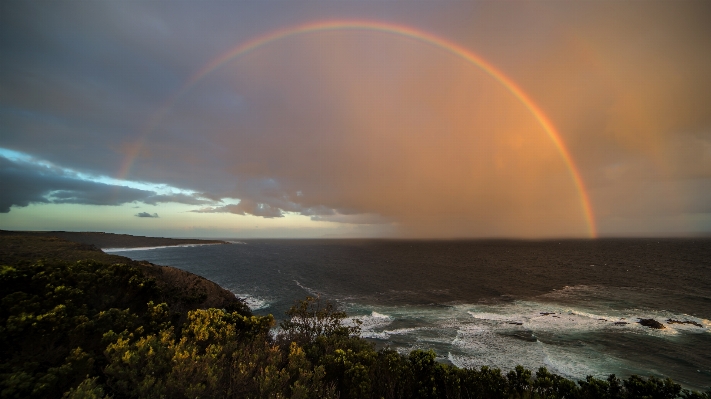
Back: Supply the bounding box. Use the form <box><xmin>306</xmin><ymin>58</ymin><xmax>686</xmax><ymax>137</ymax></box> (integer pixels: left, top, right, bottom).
<box><xmin>106</xmin><ymin>239</ymin><xmax>711</xmax><ymax>391</ymax></box>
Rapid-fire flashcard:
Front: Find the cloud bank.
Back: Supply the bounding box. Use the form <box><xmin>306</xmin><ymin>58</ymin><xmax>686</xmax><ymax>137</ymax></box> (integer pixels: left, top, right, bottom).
<box><xmin>1</xmin><ymin>1</ymin><xmax>710</xmax><ymax>237</ymax></box>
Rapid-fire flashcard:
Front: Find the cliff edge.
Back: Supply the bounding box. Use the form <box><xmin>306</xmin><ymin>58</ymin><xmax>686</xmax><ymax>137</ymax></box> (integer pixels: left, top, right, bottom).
<box><xmin>0</xmin><ymin>234</ymin><xmax>249</xmax><ymax>316</ymax></box>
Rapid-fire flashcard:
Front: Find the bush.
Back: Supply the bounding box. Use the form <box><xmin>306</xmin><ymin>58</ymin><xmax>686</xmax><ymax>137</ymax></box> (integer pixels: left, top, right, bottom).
<box><xmin>0</xmin><ymin>260</ymin><xmax>160</xmax><ymax>399</ymax></box>
<box><xmin>3</xmin><ymin>258</ymin><xmax>709</xmax><ymax>399</ymax></box>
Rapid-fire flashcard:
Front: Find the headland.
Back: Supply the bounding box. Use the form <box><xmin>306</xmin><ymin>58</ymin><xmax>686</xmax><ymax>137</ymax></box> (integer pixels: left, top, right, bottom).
<box><xmin>0</xmin><ymin>229</ymin><xmax>228</xmax><ymax>249</ymax></box>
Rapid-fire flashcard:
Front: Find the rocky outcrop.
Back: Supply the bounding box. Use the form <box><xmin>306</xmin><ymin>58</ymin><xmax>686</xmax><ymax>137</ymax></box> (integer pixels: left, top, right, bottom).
<box><xmin>667</xmin><ymin>319</ymin><xmax>704</xmax><ymax>328</ymax></box>
<box><xmin>638</xmin><ymin>319</ymin><xmax>665</xmax><ymax>329</ymax></box>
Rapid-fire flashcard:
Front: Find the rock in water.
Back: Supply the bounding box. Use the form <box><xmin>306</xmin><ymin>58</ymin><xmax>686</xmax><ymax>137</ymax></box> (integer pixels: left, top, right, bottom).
<box><xmin>638</xmin><ymin>319</ymin><xmax>665</xmax><ymax>329</ymax></box>
<box><xmin>667</xmin><ymin>319</ymin><xmax>704</xmax><ymax>328</ymax></box>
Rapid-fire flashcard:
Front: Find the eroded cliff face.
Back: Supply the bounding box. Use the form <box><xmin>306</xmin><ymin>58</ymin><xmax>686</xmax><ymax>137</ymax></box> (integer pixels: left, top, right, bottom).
<box><xmin>0</xmin><ymin>234</ymin><xmax>249</xmax><ymax>316</ymax></box>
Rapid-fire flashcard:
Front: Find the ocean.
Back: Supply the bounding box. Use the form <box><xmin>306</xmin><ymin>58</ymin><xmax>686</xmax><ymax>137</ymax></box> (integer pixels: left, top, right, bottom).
<box><xmin>106</xmin><ymin>238</ymin><xmax>711</xmax><ymax>391</ymax></box>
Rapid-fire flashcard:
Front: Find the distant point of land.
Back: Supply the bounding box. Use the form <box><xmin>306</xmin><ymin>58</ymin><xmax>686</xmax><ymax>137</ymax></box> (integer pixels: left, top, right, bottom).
<box><xmin>0</xmin><ymin>229</ymin><xmax>228</xmax><ymax>249</ymax></box>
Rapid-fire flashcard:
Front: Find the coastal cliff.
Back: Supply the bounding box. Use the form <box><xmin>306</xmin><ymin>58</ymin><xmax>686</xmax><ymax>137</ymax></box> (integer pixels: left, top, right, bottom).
<box><xmin>0</xmin><ymin>234</ymin><xmax>247</xmax><ymax>315</ymax></box>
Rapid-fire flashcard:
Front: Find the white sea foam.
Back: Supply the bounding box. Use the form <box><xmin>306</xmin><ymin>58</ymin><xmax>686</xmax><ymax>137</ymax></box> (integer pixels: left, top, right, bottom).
<box><xmin>104</xmin><ymin>243</ymin><xmax>221</xmax><ymax>252</ymax></box>
<box><xmin>361</xmin><ymin>331</ymin><xmax>391</xmax><ymax>339</ymax></box>
<box><xmin>294</xmin><ymin>280</ymin><xmax>320</xmax><ymax>296</ymax></box>
<box><xmin>541</xmin><ymin>344</ymin><xmax>611</xmax><ymax>380</ymax></box>
<box><xmin>467</xmin><ymin>312</ymin><xmax>521</xmax><ymax>322</ymax></box>
<box><xmin>463</xmin><ymin>298</ymin><xmax>709</xmax><ymax>377</ymax></box>
<box><xmin>450</xmin><ymin>324</ymin><xmax>546</xmax><ymax>372</ymax></box>
<box><xmin>361</xmin><ymin>327</ymin><xmax>428</xmax><ymax>340</ymax></box>
<box><xmin>464</xmin><ymin>299</ymin><xmax>711</xmax><ymax>336</ymax></box>
<box><xmin>356</xmin><ymin>295</ymin><xmax>710</xmax><ymax>383</ymax></box>
<box><xmin>449</xmin><ymin>317</ymin><xmax>620</xmax><ymax>379</ymax></box>
<box><xmin>371</xmin><ymin>311</ymin><xmax>390</xmax><ymax>319</ymax></box>
<box><xmin>233</xmin><ymin>293</ymin><xmax>270</xmax><ymax>310</ymax></box>
<box><xmin>345</xmin><ymin>311</ymin><xmax>394</xmax><ymax>338</ymax></box>
<box><xmin>384</xmin><ymin>327</ymin><xmax>420</xmax><ymax>335</ymax></box>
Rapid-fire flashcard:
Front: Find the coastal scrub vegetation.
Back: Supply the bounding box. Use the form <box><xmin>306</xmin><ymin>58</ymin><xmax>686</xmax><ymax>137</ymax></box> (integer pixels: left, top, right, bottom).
<box><xmin>1</xmin><ymin>258</ymin><xmax>710</xmax><ymax>398</ymax></box>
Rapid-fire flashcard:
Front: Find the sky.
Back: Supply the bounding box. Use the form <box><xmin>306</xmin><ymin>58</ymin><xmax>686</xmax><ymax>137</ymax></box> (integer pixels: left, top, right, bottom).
<box><xmin>1</xmin><ymin>1</ymin><xmax>711</xmax><ymax>239</ymax></box>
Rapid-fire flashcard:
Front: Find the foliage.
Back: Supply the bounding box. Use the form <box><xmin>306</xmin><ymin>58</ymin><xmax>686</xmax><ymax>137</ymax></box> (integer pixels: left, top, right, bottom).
<box><xmin>278</xmin><ymin>295</ymin><xmax>361</xmax><ymax>347</ymax></box>
<box><xmin>2</xmin><ymin>259</ymin><xmax>710</xmax><ymax>399</ymax></box>
<box><xmin>0</xmin><ymin>260</ymin><xmax>163</xmax><ymax>398</ymax></box>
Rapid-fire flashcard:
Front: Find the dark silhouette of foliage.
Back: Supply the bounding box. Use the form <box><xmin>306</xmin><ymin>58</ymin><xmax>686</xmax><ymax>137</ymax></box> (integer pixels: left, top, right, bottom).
<box><xmin>279</xmin><ymin>295</ymin><xmax>361</xmax><ymax>347</ymax></box>
<box><xmin>0</xmin><ymin>259</ymin><xmax>163</xmax><ymax>398</ymax></box>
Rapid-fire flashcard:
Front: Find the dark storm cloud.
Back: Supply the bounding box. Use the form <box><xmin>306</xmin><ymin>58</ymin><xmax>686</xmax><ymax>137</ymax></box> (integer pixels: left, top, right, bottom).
<box><xmin>0</xmin><ymin>156</ymin><xmax>151</xmax><ymax>212</ymax></box>
<box><xmin>135</xmin><ymin>212</ymin><xmax>159</xmax><ymax>218</ymax></box>
<box><xmin>0</xmin><ymin>155</ymin><xmax>215</xmax><ymax>212</ymax></box>
<box><xmin>0</xmin><ymin>0</ymin><xmax>322</xmax><ymax>183</ymax></box>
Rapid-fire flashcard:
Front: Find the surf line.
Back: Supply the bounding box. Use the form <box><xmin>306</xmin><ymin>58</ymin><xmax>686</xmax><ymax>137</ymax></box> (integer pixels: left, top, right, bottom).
<box><xmin>122</xmin><ymin>19</ymin><xmax>597</xmax><ymax>238</ymax></box>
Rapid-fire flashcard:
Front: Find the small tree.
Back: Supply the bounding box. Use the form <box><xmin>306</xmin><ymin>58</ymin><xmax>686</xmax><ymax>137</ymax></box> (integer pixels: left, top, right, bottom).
<box><xmin>278</xmin><ymin>296</ymin><xmax>361</xmax><ymax>347</ymax></box>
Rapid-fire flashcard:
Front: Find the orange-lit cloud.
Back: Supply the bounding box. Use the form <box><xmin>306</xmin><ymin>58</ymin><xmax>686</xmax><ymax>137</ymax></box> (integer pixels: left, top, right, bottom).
<box><xmin>155</xmin><ymin>31</ymin><xmax>589</xmax><ymax>237</ymax></box>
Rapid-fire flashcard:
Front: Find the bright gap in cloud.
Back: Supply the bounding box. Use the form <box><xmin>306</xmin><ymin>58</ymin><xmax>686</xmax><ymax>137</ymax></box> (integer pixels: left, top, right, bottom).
<box><xmin>0</xmin><ymin>147</ymin><xmax>197</xmax><ymax>197</ymax></box>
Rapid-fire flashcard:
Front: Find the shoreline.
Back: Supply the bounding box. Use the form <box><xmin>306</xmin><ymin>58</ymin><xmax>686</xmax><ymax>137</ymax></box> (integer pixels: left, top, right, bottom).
<box><xmin>103</xmin><ymin>242</ymin><xmax>227</xmax><ymax>252</ymax></box>
<box><xmin>0</xmin><ymin>229</ymin><xmax>229</xmax><ymax>249</ymax></box>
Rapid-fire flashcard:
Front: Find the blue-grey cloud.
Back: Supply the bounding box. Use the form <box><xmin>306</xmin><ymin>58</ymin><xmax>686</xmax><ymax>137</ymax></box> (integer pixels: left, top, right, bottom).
<box><xmin>0</xmin><ymin>155</ymin><xmax>215</xmax><ymax>212</ymax></box>
<box><xmin>135</xmin><ymin>212</ymin><xmax>159</xmax><ymax>218</ymax></box>
<box><xmin>191</xmin><ymin>200</ymin><xmax>284</xmax><ymax>218</ymax></box>
<box><xmin>189</xmin><ymin>198</ymin><xmax>365</xmax><ymax>220</ymax></box>
<box><xmin>143</xmin><ymin>193</ymin><xmax>215</xmax><ymax>206</ymax></box>
<box><xmin>0</xmin><ymin>156</ymin><xmax>153</xmax><ymax>212</ymax></box>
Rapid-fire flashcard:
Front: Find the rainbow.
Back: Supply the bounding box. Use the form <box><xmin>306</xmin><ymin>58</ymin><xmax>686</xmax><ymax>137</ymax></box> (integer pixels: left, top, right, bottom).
<box><xmin>122</xmin><ymin>20</ymin><xmax>597</xmax><ymax>238</ymax></box>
